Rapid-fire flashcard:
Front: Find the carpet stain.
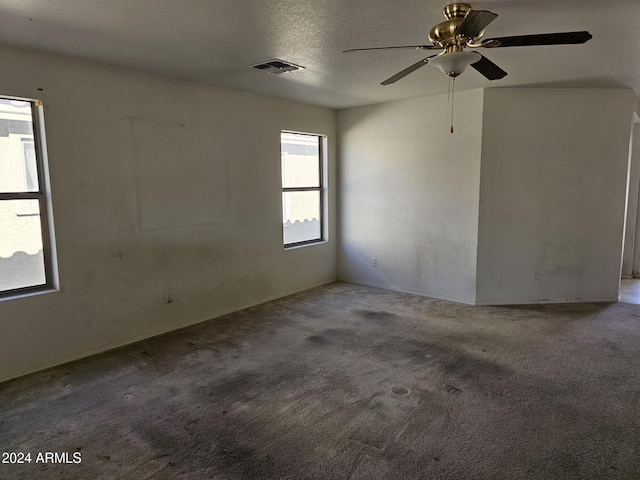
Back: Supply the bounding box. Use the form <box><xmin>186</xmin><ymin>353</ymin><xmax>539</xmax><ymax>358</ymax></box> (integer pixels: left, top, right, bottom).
<box><xmin>444</xmin><ymin>384</ymin><xmax>463</xmax><ymax>395</ymax></box>
<box><xmin>306</xmin><ymin>334</ymin><xmax>329</xmax><ymax>344</ymax></box>
<box><xmin>392</xmin><ymin>386</ymin><xmax>409</xmax><ymax>395</ymax></box>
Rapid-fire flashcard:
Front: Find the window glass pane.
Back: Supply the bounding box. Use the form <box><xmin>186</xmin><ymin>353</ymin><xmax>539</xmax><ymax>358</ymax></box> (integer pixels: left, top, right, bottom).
<box><xmin>0</xmin><ymin>199</ymin><xmax>46</xmax><ymax>291</ymax></box>
<box><xmin>0</xmin><ymin>99</ymin><xmax>37</xmax><ymax>193</ymax></box>
<box><xmin>281</xmin><ymin>132</ymin><xmax>320</xmax><ymax>188</ymax></box>
<box><xmin>22</xmin><ymin>140</ymin><xmax>38</xmax><ymax>191</ymax></box>
<box><xmin>283</xmin><ymin>191</ymin><xmax>321</xmax><ymax>244</ymax></box>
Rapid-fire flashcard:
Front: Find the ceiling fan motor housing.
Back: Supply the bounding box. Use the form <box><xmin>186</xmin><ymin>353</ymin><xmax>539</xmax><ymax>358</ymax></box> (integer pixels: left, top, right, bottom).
<box><xmin>443</xmin><ymin>3</ymin><xmax>471</xmax><ymax>20</ymax></box>
<box><xmin>429</xmin><ymin>3</ymin><xmax>484</xmax><ymax>47</ymax></box>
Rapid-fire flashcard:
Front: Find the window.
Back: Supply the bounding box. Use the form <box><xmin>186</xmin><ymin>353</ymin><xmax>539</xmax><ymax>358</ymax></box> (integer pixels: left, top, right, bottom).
<box><xmin>0</xmin><ymin>97</ymin><xmax>56</xmax><ymax>298</ymax></box>
<box><xmin>281</xmin><ymin>131</ymin><xmax>325</xmax><ymax>247</ymax></box>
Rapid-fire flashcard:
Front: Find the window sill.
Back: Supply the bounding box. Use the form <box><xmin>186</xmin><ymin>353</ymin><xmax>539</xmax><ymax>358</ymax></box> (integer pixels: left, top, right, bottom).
<box><xmin>0</xmin><ymin>286</ymin><xmax>60</xmax><ymax>302</ymax></box>
<box><xmin>284</xmin><ymin>239</ymin><xmax>328</xmax><ymax>251</ymax></box>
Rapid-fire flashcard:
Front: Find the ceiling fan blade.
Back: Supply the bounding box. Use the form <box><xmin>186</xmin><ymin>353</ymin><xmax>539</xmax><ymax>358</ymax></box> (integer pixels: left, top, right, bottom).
<box><xmin>471</xmin><ymin>54</ymin><xmax>507</xmax><ymax>80</ymax></box>
<box><xmin>343</xmin><ymin>45</ymin><xmax>440</xmax><ymax>53</ymax></box>
<box><xmin>485</xmin><ymin>31</ymin><xmax>592</xmax><ymax>48</ymax></box>
<box><xmin>381</xmin><ymin>55</ymin><xmax>437</xmax><ymax>85</ymax></box>
<box><xmin>456</xmin><ymin>10</ymin><xmax>498</xmax><ymax>39</ymax></box>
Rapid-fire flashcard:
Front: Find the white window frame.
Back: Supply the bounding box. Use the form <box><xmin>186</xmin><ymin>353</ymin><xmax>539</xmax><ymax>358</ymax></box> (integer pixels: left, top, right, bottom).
<box><xmin>281</xmin><ymin>130</ymin><xmax>327</xmax><ymax>248</ymax></box>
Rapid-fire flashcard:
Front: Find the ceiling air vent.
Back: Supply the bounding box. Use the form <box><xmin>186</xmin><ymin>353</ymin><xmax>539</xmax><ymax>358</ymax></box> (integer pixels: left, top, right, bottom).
<box><xmin>249</xmin><ymin>59</ymin><xmax>304</xmax><ymax>75</ymax></box>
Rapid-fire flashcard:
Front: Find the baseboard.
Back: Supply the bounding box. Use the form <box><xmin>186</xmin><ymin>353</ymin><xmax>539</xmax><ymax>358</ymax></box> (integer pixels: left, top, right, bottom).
<box><xmin>337</xmin><ymin>277</ymin><xmax>476</xmax><ymax>305</ymax></box>
<box><xmin>474</xmin><ymin>296</ymin><xmax>619</xmax><ymax>306</ymax></box>
<box><xmin>0</xmin><ymin>277</ymin><xmax>338</xmax><ymax>385</ymax></box>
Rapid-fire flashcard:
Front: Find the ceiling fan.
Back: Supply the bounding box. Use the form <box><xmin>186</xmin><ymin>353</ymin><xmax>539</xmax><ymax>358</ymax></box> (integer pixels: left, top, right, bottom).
<box><xmin>344</xmin><ymin>3</ymin><xmax>593</xmax><ymax>85</ymax></box>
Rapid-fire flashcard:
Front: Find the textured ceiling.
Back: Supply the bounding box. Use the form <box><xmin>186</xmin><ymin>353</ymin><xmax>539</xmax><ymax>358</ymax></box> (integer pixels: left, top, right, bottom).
<box><xmin>0</xmin><ymin>0</ymin><xmax>638</xmax><ymax>109</ymax></box>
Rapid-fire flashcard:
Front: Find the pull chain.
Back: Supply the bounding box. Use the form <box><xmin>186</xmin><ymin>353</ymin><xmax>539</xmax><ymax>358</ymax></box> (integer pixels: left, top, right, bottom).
<box><xmin>450</xmin><ymin>76</ymin><xmax>455</xmax><ymax>134</ymax></box>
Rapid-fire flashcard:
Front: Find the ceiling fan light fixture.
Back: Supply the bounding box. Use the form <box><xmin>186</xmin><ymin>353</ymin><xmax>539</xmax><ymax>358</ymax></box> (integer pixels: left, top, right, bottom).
<box><xmin>429</xmin><ymin>51</ymin><xmax>481</xmax><ymax>77</ymax></box>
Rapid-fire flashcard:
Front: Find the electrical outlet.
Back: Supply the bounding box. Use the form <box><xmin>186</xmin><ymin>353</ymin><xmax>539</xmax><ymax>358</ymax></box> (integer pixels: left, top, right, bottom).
<box><xmin>532</xmin><ymin>270</ymin><xmax>540</xmax><ymax>280</ymax></box>
<box><xmin>165</xmin><ymin>291</ymin><xmax>174</xmax><ymax>304</ymax></box>
<box><xmin>371</xmin><ymin>257</ymin><xmax>377</xmax><ymax>267</ymax></box>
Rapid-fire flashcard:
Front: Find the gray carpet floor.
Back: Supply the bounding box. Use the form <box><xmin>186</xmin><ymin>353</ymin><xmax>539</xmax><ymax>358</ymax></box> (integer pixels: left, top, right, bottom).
<box><xmin>1</xmin><ymin>281</ymin><xmax>639</xmax><ymax>479</ymax></box>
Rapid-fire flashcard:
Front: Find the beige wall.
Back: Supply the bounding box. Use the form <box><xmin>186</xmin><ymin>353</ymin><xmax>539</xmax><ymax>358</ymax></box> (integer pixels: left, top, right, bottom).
<box><xmin>622</xmin><ymin>124</ymin><xmax>640</xmax><ymax>278</ymax></box>
<box><xmin>477</xmin><ymin>88</ymin><xmax>635</xmax><ymax>304</ymax></box>
<box><xmin>337</xmin><ymin>90</ymin><xmax>484</xmax><ymax>304</ymax></box>
<box><xmin>338</xmin><ymin>88</ymin><xmax>636</xmax><ymax>306</ymax></box>
<box><xmin>0</xmin><ymin>44</ymin><xmax>337</xmax><ymax>382</ymax></box>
